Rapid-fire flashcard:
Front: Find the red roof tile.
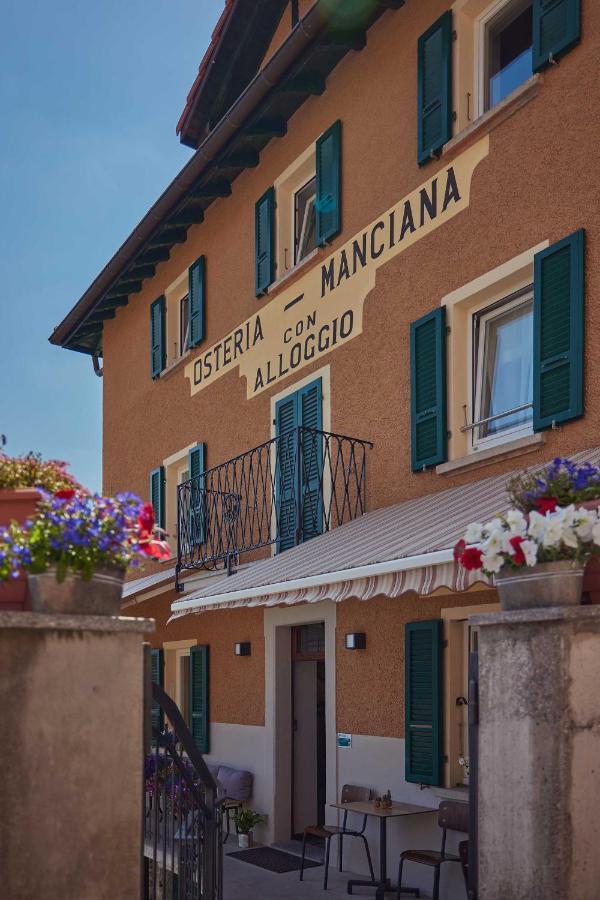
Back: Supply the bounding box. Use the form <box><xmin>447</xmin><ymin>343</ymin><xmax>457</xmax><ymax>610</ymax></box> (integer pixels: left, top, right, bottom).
<box><xmin>176</xmin><ymin>0</ymin><xmax>235</xmax><ymax>136</ymax></box>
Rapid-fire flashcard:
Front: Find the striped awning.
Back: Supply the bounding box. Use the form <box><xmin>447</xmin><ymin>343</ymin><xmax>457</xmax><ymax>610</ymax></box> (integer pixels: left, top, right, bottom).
<box><xmin>170</xmin><ymin>447</ymin><xmax>600</xmax><ymax>617</ymax></box>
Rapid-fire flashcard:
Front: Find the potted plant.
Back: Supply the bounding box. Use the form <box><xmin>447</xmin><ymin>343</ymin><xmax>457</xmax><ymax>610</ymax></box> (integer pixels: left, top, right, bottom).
<box><xmin>454</xmin><ymin>502</ymin><xmax>600</xmax><ymax>611</ymax></box>
<box><xmin>0</xmin><ymin>491</ymin><xmax>170</xmax><ymax>615</ymax></box>
<box><xmin>233</xmin><ymin>808</ymin><xmax>265</xmax><ymax>849</ymax></box>
<box><xmin>0</xmin><ymin>453</ymin><xmax>83</xmax><ymax>610</ymax></box>
<box><xmin>507</xmin><ymin>457</ymin><xmax>600</xmax><ymax>602</ymax></box>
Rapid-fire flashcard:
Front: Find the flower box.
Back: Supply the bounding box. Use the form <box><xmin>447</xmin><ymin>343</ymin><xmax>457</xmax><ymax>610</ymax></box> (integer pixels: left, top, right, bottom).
<box><xmin>0</xmin><ymin>488</ymin><xmax>40</xmax><ymax>611</ymax></box>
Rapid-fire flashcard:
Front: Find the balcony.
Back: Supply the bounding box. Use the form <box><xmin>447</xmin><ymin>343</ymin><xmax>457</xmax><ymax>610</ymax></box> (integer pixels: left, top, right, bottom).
<box><xmin>176</xmin><ymin>427</ymin><xmax>373</xmax><ymax>588</ymax></box>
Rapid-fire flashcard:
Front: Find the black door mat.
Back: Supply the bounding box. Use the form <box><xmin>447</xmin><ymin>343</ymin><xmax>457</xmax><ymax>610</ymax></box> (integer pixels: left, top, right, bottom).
<box><xmin>228</xmin><ymin>847</ymin><xmax>322</xmax><ymax>873</ymax></box>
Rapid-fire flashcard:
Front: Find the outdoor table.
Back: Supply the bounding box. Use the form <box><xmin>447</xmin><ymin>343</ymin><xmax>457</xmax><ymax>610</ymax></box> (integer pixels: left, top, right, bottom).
<box><xmin>329</xmin><ymin>799</ymin><xmax>435</xmax><ymax>898</ymax></box>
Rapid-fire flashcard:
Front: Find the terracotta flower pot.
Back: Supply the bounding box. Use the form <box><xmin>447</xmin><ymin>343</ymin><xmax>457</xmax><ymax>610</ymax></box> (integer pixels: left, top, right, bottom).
<box><xmin>495</xmin><ymin>560</ymin><xmax>585</xmax><ymax>611</ymax></box>
<box><xmin>27</xmin><ymin>565</ymin><xmax>125</xmax><ymax>616</ymax></box>
<box><xmin>0</xmin><ymin>488</ymin><xmax>40</xmax><ymax>612</ymax></box>
<box><xmin>577</xmin><ymin>500</ymin><xmax>600</xmax><ymax>604</ymax></box>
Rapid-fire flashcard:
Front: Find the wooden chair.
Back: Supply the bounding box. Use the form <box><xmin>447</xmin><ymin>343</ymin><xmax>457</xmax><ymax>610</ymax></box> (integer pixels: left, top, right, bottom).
<box><xmin>396</xmin><ymin>800</ymin><xmax>469</xmax><ymax>900</ymax></box>
<box><xmin>299</xmin><ymin>784</ymin><xmax>375</xmax><ymax>890</ymax></box>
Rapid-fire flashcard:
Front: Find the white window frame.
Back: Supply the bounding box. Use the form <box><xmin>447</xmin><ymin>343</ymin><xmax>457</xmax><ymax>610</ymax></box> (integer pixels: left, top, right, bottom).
<box><xmin>474</xmin><ymin>0</ymin><xmax>533</xmax><ymax>118</ymax></box>
<box><xmin>471</xmin><ymin>286</ymin><xmax>534</xmax><ymax>453</ymax></box>
<box><xmin>179</xmin><ymin>294</ymin><xmax>190</xmax><ymax>358</ymax></box>
<box><xmin>292</xmin><ymin>175</ymin><xmax>317</xmax><ymax>266</ymax></box>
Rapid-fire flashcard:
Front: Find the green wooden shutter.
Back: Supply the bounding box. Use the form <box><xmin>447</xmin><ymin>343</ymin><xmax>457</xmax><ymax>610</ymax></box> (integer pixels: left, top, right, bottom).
<box><xmin>417</xmin><ymin>11</ymin><xmax>453</xmax><ymax>166</ymax></box>
<box><xmin>410</xmin><ymin>307</ymin><xmax>447</xmax><ymax>471</ymax></box>
<box><xmin>188</xmin><ymin>256</ymin><xmax>206</xmax><ymax>348</ymax></box>
<box><xmin>150</xmin><ymin>466</ymin><xmax>165</xmax><ymax>531</ymax></box>
<box><xmin>150</xmin><ymin>295</ymin><xmax>166</xmax><ymax>378</ymax></box>
<box><xmin>316</xmin><ymin>120</ymin><xmax>342</xmax><ymax>246</ymax></box>
<box><xmin>275</xmin><ymin>393</ymin><xmax>299</xmax><ymax>552</ymax></box>
<box><xmin>190</xmin><ymin>645</ymin><xmax>209</xmax><ymax>753</ymax></box>
<box><xmin>150</xmin><ymin>648</ymin><xmax>164</xmax><ymax>735</ymax></box>
<box><xmin>533</xmin><ymin>229</ymin><xmax>584</xmax><ymax>431</ymax></box>
<box><xmin>533</xmin><ymin>0</ymin><xmax>581</xmax><ymax>71</ymax></box>
<box><xmin>405</xmin><ymin>620</ymin><xmax>443</xmax><ymax>786</ymax></box>
<box><xmin>299</xmin><ymin>379</ymin><xmax>323</xmax><ymax>541</ymax></box>
<box><xmin>255</xmin><ymin>187</ymin><xmax>275</xmax><ymax>296</ymax></box>
<box><xmin>188</xmin><ymin>443</ymin><xmax>206</xmax><ymax>546</ymax></box>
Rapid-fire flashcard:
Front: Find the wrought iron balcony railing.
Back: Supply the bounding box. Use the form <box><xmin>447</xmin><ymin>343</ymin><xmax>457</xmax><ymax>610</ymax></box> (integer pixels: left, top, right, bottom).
<box><xmin>176</xmin><ymin>427</ymin><xmax>373</xmax><ymax>587</ymax></box>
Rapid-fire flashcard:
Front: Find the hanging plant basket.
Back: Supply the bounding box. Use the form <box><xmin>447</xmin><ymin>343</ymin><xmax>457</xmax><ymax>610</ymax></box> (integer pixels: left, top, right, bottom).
<box><xmin>494</xmin><ymin>560</ymin><xmax>585</xmax><ymax>612</ymax></box>
<box><xmin>27</xmin><ymin>565</ymin><xmax>125</xmax><ymax>616</ymax></box>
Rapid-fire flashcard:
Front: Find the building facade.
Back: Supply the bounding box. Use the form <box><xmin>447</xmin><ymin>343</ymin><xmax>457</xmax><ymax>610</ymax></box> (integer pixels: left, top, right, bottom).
<box><xmin>52</xmin><ymin>0</ymin><xmax>595</xmax><ymax>895</ymax></box>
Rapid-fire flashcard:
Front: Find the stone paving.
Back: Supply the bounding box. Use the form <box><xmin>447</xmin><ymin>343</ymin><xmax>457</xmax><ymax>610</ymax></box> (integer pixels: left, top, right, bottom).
<box><xmin>223</xmin><ymin>839</ymin><xmax>377</xmax><ymax>900</ymax></box>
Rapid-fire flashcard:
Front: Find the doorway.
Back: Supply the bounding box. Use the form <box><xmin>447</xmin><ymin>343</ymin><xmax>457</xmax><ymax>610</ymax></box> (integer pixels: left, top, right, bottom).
<box><xmin>291</xmin><ymin>623</ymin><xmax>326</xmax><ymax>838</ymax></box>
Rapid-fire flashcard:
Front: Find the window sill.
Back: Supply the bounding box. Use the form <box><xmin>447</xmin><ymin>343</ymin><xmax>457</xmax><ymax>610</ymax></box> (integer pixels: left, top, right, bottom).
<box><xmin>268</xmin><ymin>246</ymin><xmax>323</xmax><ymax>294</ymax></box>
<box><xmin>432</xmin><ymin>786</ymin><xmax>470</xmax><ymax>803</ymax></box>
<box><xmin>437</xmin><ymin>432</ymin><xmax>545</xmax><ymax>476</ymax></box>
<box><xmin>443</xmin><ymin>74</ymin><xmax>542</xmax><ymax>161</ymax></box>
<box><xmin>159</xmin><ymin>349</ymin><xmax>191</xmax><ymax>381</ymax></box>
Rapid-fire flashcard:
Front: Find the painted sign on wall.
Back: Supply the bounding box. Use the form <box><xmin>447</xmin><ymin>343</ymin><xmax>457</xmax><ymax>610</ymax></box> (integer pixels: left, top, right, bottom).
<box><xmin>185</xmin><ymin>136</ymin><xmax>489</xmax><ymax>399</ymax></box>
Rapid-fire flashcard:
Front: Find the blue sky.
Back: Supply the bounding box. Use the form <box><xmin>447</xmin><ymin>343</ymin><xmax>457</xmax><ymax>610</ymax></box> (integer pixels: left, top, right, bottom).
<box><xmin>0</xmin><ymin>0</ymin><xmax>223</xmax><ymax>492</ymax></box>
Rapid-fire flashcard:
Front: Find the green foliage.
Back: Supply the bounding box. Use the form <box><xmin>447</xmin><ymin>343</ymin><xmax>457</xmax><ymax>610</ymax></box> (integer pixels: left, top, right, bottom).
<box><xmin>0</xmin><ymin>452</ymin><xmax>82</xmax><ymax>492</ymax></box>
<box><xmin>233</xmin><ymin>808</ymin><xmax>266</xmax><ymax>834</ymax></box>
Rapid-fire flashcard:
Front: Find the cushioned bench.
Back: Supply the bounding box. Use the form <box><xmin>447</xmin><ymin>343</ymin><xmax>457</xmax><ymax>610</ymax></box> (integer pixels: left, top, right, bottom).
<box><xmin>207</xmin><ymin>764</ymin><xmax>254</xmax><ymax>841</ymax></box>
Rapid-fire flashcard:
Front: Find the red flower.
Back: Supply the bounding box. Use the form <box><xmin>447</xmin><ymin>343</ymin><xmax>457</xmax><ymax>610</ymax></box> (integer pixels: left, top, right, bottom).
<box><xmin>138</xmin><ymin>503</ymin><xmax>155</xmax><ymax>533</ymax></box>
<box><xmin>453</xmin><ymin>539</ymin><xmax>466</xmax><ymax>561</ymax></box>
<box><xmin>460</xmin><ymin>547</ymin><xmax>484</xmax><ymax>571</ymax></box>
<box><xmin>140</xmin><ymin>540</ymin><xmax>171</xmax><ymax>561</ymax></box>
<box><xmin>509</xmin><ymin>535</ymin><xmax>526</xmax><ymax>567</ymax></box>
<box><xmin>55</xmin><ymin>489</ymin><xmax>76</xmax><ymax>500</ymax></box>
<box><xmin>534</xmin><ymin>496</ymin><xmax>558</xmax><ymax>515</ymax></box>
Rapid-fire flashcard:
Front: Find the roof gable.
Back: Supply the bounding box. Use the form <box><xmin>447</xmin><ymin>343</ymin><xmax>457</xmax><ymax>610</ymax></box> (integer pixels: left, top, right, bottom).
<box><xmin>177</xmin><ymin>0</ymin><xmax>290</xmax><ymax>149</ymax></box>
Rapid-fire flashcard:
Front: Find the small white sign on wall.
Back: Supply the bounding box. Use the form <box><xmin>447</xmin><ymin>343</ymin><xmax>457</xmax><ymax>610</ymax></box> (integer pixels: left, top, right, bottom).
<box><xmin>337</xmin><ymin>733</ymin><xmax>352</xmax><ymax>749</ymax></box>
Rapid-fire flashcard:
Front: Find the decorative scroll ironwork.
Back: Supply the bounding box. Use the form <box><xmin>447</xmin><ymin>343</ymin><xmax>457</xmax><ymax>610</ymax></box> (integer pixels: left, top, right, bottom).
<box><xmin>176</xmin><ymin>427</ymin><xmax>372</xmax><ymax>585</ymax></box>
<box><xmin>144</xmin><ymin>680</ymin><xmax>223</xmax><ymax>900</ymax></box>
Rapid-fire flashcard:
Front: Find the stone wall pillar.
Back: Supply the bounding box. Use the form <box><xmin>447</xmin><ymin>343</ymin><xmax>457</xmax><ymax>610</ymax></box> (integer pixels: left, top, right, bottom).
<box><xmin>0</xmin><ymin>611</ymin><xmax>153</xmax><ymax>900</ymax></box>
<box><xmin>473</xmin><ymin>606</ymin><xmax>600</xmax><ymax>900</ymax></box>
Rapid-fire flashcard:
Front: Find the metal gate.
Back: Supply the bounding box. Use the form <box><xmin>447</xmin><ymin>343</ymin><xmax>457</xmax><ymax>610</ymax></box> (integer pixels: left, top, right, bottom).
<box><xmin>143</xmin><ymin>655</ymin><xmax>223</xmax><ymax>900</ymax></box>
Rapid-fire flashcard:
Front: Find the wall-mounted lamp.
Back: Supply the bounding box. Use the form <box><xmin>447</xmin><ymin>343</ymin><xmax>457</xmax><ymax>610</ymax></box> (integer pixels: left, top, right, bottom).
<box><xmin>234</xmin><ymin>642</ymin><xmax>251</xmax><ymax>656</ymax></box>
<box><xmin>345</xmin><ymin>632</ymin><xmax>366</xmax><ymax>650</ymax></box>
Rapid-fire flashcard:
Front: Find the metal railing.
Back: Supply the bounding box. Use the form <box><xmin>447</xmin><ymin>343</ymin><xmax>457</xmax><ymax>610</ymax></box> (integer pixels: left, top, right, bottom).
<box><xmin>144</xmin><ymin>682</ymin><xmax>223</xmax><ymax>900</ymax></box>
<box><xmin>176</xmin><ymin>427</ymin><xmax>372</xmax><ymax>584</ymax></box>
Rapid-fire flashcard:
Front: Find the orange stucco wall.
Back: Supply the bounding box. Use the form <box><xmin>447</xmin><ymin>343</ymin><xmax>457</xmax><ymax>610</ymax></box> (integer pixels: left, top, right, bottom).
<box><xmin>138</xmin><ymin>593</ymin><xmax>265</xmax><ymax>726</ymax></box>
<box><xmin>104</xmin><ymin>0</ymin><xmax>600</xmax><ymax>512</ymax></box>
<box><xmin>336</xmin><ymin>590</ymin><xmax>497</xmax><ymax>738</ymax></box>
<box><xmin>104</xmin><ymin>3</ymin><xmax>600</xmax><ymax>729</ymax></box>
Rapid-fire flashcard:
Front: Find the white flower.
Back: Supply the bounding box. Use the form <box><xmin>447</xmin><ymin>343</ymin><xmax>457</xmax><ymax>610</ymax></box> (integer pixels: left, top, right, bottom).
<box><xmin>506</xmin><ymin>509</ymin><xmax>527</xmax><ymax>535</ymax></box>
<box><xmin>561</xmin><ymin>524</ymin><xmax>579</xmax><ymax>549</ymax></box>
<box><xmin>528</xmin><ymin>511</ymin><xmax>547</xmax><ymax>540</ymax></box>
<box><xmin>555</xmin><ymin>504</ymin><xmax>576</xmax><ymax>527</ymax></box>
<box><xmin>542</xmin><ymin>517</ymin><xmax>564</xmax><ymax>548</ymax></box>
<box><xmin>483</xmin><ymin>530</ymin><xmax>510</xmax><ymax>555</ymax></box>
<box><xmin>483</xmin><ymin>518</ymin><xmax>505</xmax><ymax>536</ymax></box>
<box><xmin>592</xmin><ymin>522</ymin><xmax>600</xmax><ymax>546</ymax></box>
<box><xmin>520</xmin><ymin>539</ymin><xmax>538</xmax><ymax>567</ymax></box>
<box><xmin>574</xmin><ymin>508</ymin><xmax>597</xmax><ymax>540</ymax></box>
<box><xmin>482</xmin><ymin>552</ymin><xmax>504</xmax><ymax>574</ymax></box>
<box><xmin>464</xmin><ymin>522</ymin><xmax>483</xmax><ymax>544</ymax></box>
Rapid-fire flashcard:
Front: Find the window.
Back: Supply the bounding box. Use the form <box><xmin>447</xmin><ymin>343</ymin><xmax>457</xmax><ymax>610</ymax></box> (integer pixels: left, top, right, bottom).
<box><xmin>273</xmin><ymin>147</ymin><xmax>317</xmax><ymax>279</ymax></box>
<box><xmin>294</xmin><ymin>176</ymin><xmax>317</xmax><ymax>265</ymax></box>
<box><xmin>472</xmin><ymin>288</ymin><xmax>533</xmax><ymax>449</ymax></box>
<box><xmin>179</xmin><ymin>295</ymin><xmax>190</xmax><ymax>356</ymax></box>
<box><xmin>482</xmin><ymin>0</ymin><xmax>533</xmax><ymax>110</ymax></box>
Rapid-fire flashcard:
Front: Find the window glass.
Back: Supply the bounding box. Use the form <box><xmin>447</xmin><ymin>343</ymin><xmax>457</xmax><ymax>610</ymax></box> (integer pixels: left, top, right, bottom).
<box><xmin>294</xmin><ymin>176</ymin><xmax>317</xmax><ymax>264</ymax></box>
<box><xmin>180</xmin><ymin>295</ymin><xmax>190</xmax><ymax>356</ymax></box>
<box><xmin>474</xmin><ymin>293</ymin><xmax>533</xmax><ymax>444</ymax></box>
<box><xmin>486</xmin><ymin>1</ymin><xmax>533</xmax><ymax>109</ymax></box>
